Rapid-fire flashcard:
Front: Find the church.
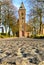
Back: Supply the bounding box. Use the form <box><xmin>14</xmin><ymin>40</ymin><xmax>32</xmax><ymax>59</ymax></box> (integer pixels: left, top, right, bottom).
<box><xmin>18</xmin><ymin>2</ymin><xmax>44</xmax><ymax>37</ymax></box>
<box><xmin>18</xmin><ymin>2</ymin><xmax>31</xmax><ymax>37</ymax></box>
<box><xmin>0</xmin><ymin>2</ymin><xmax>44</xmax><ymax>37</ymax></box>
<box><xmin>0</xmin><ymin>2</ymin><xmax>30</xmax><ymax>37</ymax></box>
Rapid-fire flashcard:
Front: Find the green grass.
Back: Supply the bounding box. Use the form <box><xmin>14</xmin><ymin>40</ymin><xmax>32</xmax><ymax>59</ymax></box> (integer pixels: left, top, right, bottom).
<box><xmin>0</xmin><ymin>33</ymin><xmax>15</xmax><ymax>38</ymax></box>
<box><xmin>31</xmin><ymin>34</ymin><xmax>44</xmax><ymax>39</ymax></box>
<box><xmin>33</xmin><ymin>34</ymin><xmax>44</xmax><ymax>39</ymax></box>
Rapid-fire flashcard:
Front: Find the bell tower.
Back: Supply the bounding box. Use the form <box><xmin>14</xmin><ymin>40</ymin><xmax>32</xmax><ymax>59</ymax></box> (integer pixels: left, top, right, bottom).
<box><xmin>18</xmin><ymin>2</ymin><xmax>26</xmax><ymax>37</ymax></box>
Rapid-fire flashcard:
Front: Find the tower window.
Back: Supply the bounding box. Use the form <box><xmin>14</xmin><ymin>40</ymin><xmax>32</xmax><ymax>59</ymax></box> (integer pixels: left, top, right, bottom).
<box><xmin>20</xmin><ymin>6</ymin><xmax>22</xmax><ymax>8</ymax></box>
<box><xmin>22</xmin><ymin>17</ymin><xmax>24</xmax><ymax>19</ymax></box>
<box><xmin>21</xmin><ymin>13</ymin><xmax>24</xmax><ymax>16</ymax></box>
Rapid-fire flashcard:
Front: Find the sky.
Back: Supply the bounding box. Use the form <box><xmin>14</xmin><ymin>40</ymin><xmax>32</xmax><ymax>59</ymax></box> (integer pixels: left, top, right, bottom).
<box><xmin>12</xmin><ymin>0</ymin><xmax>44</xmax><ymax>23</ymax></box>
<box><xmin>12</xmin><ymin>0</ymin><xmax>29</xmax><ymax>10</ymax></box>
<box><xmin>12</xmin><ymin>0</ymin><xmax>32</xmax><ymax>22</ymax></box>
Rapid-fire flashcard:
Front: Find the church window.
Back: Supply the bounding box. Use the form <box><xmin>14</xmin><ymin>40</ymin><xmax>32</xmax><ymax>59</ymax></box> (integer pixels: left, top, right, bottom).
<box><xmin>21</xmin><ymin>13</ymin><xmax>24</xmax><ymax>16</ymax></box>
<box><xmin>22</xmin><ymin>17</ymin><xmax>24</xmax><ymax>19</ymax></box>
<box><xmin>20</xmin><ymin>6</ymin><xmax>22</xmax><ymax>8</ymax></box>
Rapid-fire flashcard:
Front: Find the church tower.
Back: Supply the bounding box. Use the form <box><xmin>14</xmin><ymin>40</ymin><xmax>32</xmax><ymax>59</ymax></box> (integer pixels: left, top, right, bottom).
<box><xmin>18</xmin><ymin>2</ymin><xmax>26</xmax><ymax>37</ymax></box>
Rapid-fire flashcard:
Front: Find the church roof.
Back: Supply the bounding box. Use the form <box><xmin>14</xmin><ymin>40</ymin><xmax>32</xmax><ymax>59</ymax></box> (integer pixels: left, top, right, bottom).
<box><xmin>19</xmin><ymin>2</ymin><xmax>25</xmax><ymax>9</ymax></box>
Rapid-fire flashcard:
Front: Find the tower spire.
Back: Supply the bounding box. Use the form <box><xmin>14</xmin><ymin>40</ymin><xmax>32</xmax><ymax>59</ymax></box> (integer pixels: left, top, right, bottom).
<box><xmin>19</xmin><ymin>2</ymin><xmax>26</xmax><ymax>37</ymax></box>
<box><xmin>19</xmin><ymin>2</ymin><xmax>25</xmax><ymax>9</ymax></box>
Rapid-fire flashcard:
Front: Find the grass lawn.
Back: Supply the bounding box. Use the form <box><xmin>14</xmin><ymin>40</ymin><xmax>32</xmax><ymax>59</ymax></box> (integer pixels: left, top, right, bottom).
<box><xmin>33</xmin><ymin>34</ymin><xmax>44</xmax><ymax>39</ymax></box>
<box><xmin>0</xmin><ymin>33</ymin><xmax>15</xmax><ymax>38</ymax></box>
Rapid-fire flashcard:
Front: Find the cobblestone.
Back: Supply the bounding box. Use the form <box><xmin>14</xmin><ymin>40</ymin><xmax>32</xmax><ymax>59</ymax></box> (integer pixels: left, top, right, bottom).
<box><xmin>0</xmin><ymin>38</ymin><xmax>44</xmax><ymax>65</ymax></box>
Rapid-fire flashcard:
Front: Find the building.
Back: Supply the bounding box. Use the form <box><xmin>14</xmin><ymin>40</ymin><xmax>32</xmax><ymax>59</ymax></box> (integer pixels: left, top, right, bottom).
<box><xmin>18</xmin><ymin>2</ymin><xmax>32</xmax><ymax>37</ymax></box>
<box><xmin>18</xmin><ymin>2</ymin><xmax>26</xmax><ymax>37</ymax></box>
<box><xmin>0</xmin><ymin>2</ymin><xmax>44</xmax><ymax>37</ymax></box>
<box><xmin>41</xmin><ymin>24</ymin><xmax>44</xmax><ymax>34</ymax></box>
<box><xmin>18</xmin><ymin>2</ymin><xmax>44</xmax><ymax>37</ymax></box>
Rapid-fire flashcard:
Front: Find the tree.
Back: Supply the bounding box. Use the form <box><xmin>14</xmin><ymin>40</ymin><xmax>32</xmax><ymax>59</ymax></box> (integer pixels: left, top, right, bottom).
<box><xmin>37</xmin><ymin>8</ymin><xmax>42</xmax><ymax>34</ymax></box>
<box><xmin>11</xmin><ymin>19</ymin><xmax>19</xmax><ymax>36</ymax></box>
<box><xmin>27</xmin><ymin>0</ymin><xmax>43</xmax><ymax>35</ymax></box>
<box><xmin>1</xmin><ymin>0</ymin><xmax>17</xmax><ymax>36</ymax></box>
<box><xmin>25</xmin><ymin>23</ymin><xmax>33</xmax><ymax>32</ymax></box>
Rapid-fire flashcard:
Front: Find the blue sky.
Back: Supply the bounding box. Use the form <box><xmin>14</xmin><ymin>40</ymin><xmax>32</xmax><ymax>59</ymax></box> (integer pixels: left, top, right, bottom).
<box><xmin>12</xmin><ymin>0</ymin><xmax>31</xmax><ymax>22</ymax></box>
<box><xmin>12</xmin><ymin>0</ymin><xmax>44</xmax><ymax>23</ymax></box>
<box><xmin>12</xmin><ymin>0</ymin><xmax>28</xmax><ymax>9</ymax></box>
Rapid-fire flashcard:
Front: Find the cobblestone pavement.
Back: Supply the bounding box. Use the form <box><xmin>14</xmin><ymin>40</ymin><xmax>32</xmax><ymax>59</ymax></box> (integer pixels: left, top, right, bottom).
<box><xmin>0</xmin><ymin>38</ymin><xmax>44</xmax><ymax>65</ymax></box>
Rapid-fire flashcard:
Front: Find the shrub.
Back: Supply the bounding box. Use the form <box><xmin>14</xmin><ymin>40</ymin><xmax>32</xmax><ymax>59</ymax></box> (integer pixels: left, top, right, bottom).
<box><xmin>34</xmin><ymin>35</ymin><xmax>44</xmax><ymax>39</ymax></box>
<box><xmin>31</xmin><ymin>34</ymin><xmax>44</xmax><ymax>39</ymax></box>
<box><xmin>1</xmin><ymin>33</ymin><xmax>6</xmax><ymax>36</ymax></box>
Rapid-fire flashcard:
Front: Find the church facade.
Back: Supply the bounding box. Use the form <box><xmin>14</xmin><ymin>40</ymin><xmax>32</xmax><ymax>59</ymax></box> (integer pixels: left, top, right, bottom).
<box><xmin>18</xmin><ymin>2</ymin><xmax>44</xmax><ymax>37</ymax></box>
<box><xmin>18</xmin><ymin>2</ymin><xmax>31</xmax><ymax>37</ymax></box>
<box><xmin>18</xmin><ymin>2</ymin><xmax>26</xmax><ymax>37</ymax></box>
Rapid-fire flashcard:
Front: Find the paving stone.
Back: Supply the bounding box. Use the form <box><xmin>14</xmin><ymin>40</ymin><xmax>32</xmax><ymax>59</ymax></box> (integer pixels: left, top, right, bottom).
<box><xmin>0</xmin><ymin>38</ymin><xmax>44</xmax><ymax>65</ymax></box>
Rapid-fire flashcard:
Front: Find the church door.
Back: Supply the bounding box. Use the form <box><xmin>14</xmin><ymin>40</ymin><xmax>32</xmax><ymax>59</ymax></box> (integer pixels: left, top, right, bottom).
<box><xmin>22</xmin><ymin>31</ymin><xmax>24</xmax><ymax>36</ymax></box>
